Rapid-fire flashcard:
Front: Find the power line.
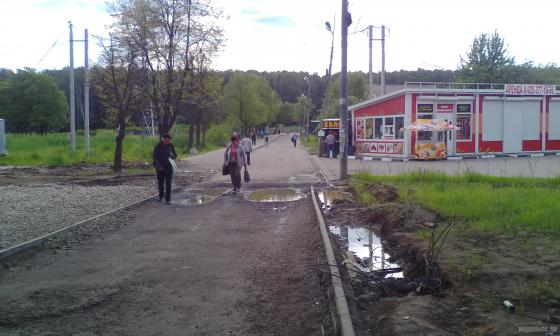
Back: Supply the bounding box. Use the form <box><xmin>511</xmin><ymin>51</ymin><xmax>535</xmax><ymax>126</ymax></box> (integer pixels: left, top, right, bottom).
<box><xmin>36</xmin><ymin>30</ymin><xmax>64</xmax><ymax>67</ymax></box>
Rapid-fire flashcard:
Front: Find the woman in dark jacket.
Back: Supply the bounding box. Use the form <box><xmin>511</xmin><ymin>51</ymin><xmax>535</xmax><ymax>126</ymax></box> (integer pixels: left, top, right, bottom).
<box><xmin>223</xmin><ymin>136</ymin><xmax>247</xmax><ymax>193</ymax></box>
<box><xmin>153</xmin><ymin>134</ymin><xmax>177</xmax><ymax>203</ymax></box>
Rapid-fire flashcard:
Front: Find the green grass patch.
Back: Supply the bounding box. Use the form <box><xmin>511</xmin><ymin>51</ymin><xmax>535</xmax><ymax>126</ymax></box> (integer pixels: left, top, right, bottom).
<box><xmin>350</xmin><ymin>171</ymin><xmax>560</xmax><ymax>234</ymax></box>
<box><xmin>0</xmin><ymin>123</ymin><xmax>230</xmax><ymax>167</ymax></box>
<box><xmin>302</xmin><ymin>134</ymin><xmax>319</xmax><ymax>155</ymax></box>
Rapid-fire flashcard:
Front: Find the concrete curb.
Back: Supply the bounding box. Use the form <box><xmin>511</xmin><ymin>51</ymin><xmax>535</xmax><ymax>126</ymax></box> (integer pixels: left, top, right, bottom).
<box><xmin>0</xmin><ymin>186</ymin><xmax>185</xmax><ymax>261</ymax></box>
<box><xmin>310</xmin><ymin>186</ymin><xmax>356</xmax><ymax>336</ymax></box>
<box><xmin>310</xmin><ymin>156</ymin><xmax>337</xmax><ymax>182</ymax></box>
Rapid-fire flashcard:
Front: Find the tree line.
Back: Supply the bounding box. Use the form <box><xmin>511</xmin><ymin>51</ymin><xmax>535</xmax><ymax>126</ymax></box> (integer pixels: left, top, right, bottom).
<box><xmin>1</xmin><ymin>18</ymin><xmax>559</xmax><ymax>171</ymax></box>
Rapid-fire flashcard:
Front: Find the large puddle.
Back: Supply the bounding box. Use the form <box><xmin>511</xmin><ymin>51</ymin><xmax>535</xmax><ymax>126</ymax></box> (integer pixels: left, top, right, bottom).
<box><xmin>317</xmin><ymin>188</ymin><xmax>402</xmax><ymax>278</ymax></box>
<box><xmin>248</xmin><ymin>188</ymin><xmax>306</xmax><ymax>202</ymax></box>
<box><xmin>328</xmin><ymin>225</ymin><xmax>403</xmax><ymax>278</ymax></box>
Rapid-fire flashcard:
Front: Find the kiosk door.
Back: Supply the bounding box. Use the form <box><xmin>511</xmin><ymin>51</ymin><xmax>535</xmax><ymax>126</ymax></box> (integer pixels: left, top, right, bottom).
<box><xmin>503</xmin><ymin>101</ymin><xmax>523</xmax><ymax>153</ymax></box>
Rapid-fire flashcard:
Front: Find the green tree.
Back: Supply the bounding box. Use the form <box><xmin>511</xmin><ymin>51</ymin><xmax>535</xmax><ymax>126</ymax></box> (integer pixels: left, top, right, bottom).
<box><xmin>456</xmin><ymin>31</ymin><xmax>515</xmax><ymax>83</ymax></box>
<box><xmin>91</xmin><ymin>34</ymin><xmax>144</xmax><ymax>172</ymax></box>
<box><xmin>108</xmin><ymin>0</ymin><xmax>224</xmax><ymax>135</ymax></box>
<box><xmin>277</xmin><ymin>101</ymin><xmax>297</xmax><ymax>126</ymax></box>
<box><xmin>0</xmin><ymin>70</ymin><xmax>67</xmax><ymax>133</ymax></box>
<box><xmin>222</xmin><ymin>73</ymin><xmax>279</xmax><ymax>135</ymax></box>
<box><xmin>321</xmin><ymin>72</ymin><xmax>367</xmax><ymax>118</ymax></box>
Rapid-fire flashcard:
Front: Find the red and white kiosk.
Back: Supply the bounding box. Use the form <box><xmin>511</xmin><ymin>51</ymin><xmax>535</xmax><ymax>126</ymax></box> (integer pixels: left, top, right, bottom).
<box><xmin>350</xmin><ymin>82</ymin><xmax>560</xmax><ymax>159</ymax></box>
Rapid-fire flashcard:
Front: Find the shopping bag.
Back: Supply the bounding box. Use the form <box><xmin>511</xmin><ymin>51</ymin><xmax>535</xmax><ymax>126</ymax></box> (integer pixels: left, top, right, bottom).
<box><xmin>169</xmin><ymin>158</ymin><xmax>179</xmax><ymax>176</ymax></box>
<box><xmin>222</xmin><ymin>164</ymin><xmax>229</xmax><ymax>175</ymax></box>
<box><xmin>244</xmin><ymin>167</ymin><xmax>251</xmax><ymax>182</ymax></box>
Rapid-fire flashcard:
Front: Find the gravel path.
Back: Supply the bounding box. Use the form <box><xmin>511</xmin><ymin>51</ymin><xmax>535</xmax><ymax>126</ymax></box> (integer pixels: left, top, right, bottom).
<box><xmin>0</xmin><ymin>183</ymin><xmax>153</xmax><ymax>250</ymax></box>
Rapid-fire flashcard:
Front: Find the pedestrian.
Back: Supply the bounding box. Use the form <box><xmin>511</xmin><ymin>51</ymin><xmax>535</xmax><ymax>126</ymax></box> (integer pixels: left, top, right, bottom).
<box><xmin>224</xmin><ymin>135</ymin><xmax>247</xmax><ymax>193</ymax></box>
<box><xmin>251</xmin><ymin>128</ymin><xmax>257</xmax><ymax>146</ymax></box>
<box><xmin>241</xmin><ymin>135</ymin><xmax>253</xmax><ymax>165</ymax></box>
<box><xmin>264</xmin><ymin>135</ymin><xmax>269</xmax><ymax>147</ymax></box>
<box><xmin>291</xmin><ymin>133</ymin><xmax>297</xmax><ymax>147</ymax></box>
<box><xmin>326</xmin><ymin>131</ymin><xmax>336</xmax><ymax>158</ymax></box>
<box><xmin>153</xmin><ymin>133</ymin><xmax>177</xmax><ymax>204</ymax></box>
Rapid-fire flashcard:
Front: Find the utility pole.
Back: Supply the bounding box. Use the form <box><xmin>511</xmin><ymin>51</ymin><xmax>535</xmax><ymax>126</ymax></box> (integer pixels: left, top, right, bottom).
<box><xmin>368</xmin><ymin>25</ymin><xmax>374</xmax><ymax>98</ymax></box>
<box><xmin>381</xmin><ymin>25</ymin><xmax>386</xmax><ymax>96</ymax></box>
<box><xmin>304</xmin><ymin>76</ymin><xmax>311</xmax><ymax>137</ymax></box>
<box><xmin>84</xmin><ymin>29</ymin><xmax>90</xmax><ymax>157</ymax></box>
<box><xmin>339</xmin><ymin>0</ymin><xmax>349</xmax><ymax>180</ymax></box>
<box><xmin>68</xmin><ymin>21</ymin><xmax>76</xmax><ymax>155</ymax></box>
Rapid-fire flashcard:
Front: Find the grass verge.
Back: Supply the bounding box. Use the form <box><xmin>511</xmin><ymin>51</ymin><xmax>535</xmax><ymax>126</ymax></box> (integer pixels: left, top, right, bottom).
<box><xmin>350</xmin><ymin>170</ymin><xmax>560</xmax><ymax>234</ymax></box>
<box><xmin>0</xmin><ymin>124</ymin><xmax>227</xmax><ymax>167</ymax></box>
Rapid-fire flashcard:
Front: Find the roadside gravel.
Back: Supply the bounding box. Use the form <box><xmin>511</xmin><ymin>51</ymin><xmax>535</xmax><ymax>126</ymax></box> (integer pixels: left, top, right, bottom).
<box><xmin>0</xmin><ymin>183</ymin><xmax>153</xmax><ymax>250</ymax></box>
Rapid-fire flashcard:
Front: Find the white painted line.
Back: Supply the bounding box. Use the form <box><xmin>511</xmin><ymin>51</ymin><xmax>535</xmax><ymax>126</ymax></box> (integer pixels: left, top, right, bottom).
<box><xmin>447</xmin><ymin>156</ymin><xmax>462</xmax><ymax>160</ymax></box>
<box><xmin>480</xmin><ymin>155</ymin><xmax>496</xmax><ymax>159</ymax></box>
<box><xmin>347</xmin><ymin>156</ymin><xmax>356</xmax><ymax>160</ymax></box>
<box><xmin>381</xmin><ymin>158</ymin><xmax>392</xmax><ymax>162</ymax></box>
<box><xmin>363</xmin><ymin>157</ymin><xmax>373</xmax><ymax>161</ymax></box>
<box><xmin>310</xmin><ymin>186</ymin><xmax>356</xmax><ymax>336</ymax></box>
<box><xmin>530</xmin><ymin>153</ymin><xmax>545</xmax><ymax>157</ymax></box>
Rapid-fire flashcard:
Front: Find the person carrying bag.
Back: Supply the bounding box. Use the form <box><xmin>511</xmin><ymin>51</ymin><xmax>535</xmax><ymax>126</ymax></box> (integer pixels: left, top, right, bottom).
<box><xmin>223</xmin><ymin>135</ymin><xmax>247</xmax><ymax>194</ymax></box>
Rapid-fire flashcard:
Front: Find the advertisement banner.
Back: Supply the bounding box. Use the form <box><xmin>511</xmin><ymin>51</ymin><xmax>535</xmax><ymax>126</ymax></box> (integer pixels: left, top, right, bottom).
<box><xmin>437</xmin><ymin>103</ymin><xmax>453</xmax><ymax>113</ymax></box>
<box><xmin>505</xmin><ymin>84</ymin><xmax>556</xmax><ymax>95</ymax></box>
<box><xmin>414</xmin><ymin>143</ymin><xmax>446</xmax><ymax>160</ymax></box>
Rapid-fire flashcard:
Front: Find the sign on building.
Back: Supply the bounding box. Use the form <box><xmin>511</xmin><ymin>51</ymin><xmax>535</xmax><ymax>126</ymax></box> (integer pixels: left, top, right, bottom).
<box><xmin>505</xmin><ymin>84</ymin><xmax>556</xmax><ymax>95</ymax></box>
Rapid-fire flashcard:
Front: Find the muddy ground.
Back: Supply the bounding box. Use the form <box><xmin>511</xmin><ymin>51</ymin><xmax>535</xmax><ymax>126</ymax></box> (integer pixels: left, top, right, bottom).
<box><xmin>0</xmin><ymin>162</ymin><xmax>207</xmax><ymax>187</ymax></box>
<box><xmin>323</xmin><ymin>182</ymin><xmax>560</xmax><ymax>336</ymax></box>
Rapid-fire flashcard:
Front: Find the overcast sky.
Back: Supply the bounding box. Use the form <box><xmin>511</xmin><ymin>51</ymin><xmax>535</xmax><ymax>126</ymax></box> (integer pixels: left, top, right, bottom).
<box><xmin>1</xmin><ymin>0</ymin><xmax>560</xmax><ymax>75</ymax></box>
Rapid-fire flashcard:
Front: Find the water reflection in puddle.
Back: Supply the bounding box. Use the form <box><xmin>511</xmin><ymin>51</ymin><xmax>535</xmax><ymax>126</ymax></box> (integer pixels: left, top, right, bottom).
<box><xmin>177</xmin><ymin>189</ymin><xmax>227</xmax><ymax>205</ymax></box>
<box><xmin>329</xmin><ymin>225</ymin><xmax>403</xmax><ymax>278</ymax></box>
<box><xmin>249</xmin><ymin>188</ymin><xmax>306</xmax><ymax>202</ymax></box>
<box><xmin>317</xmin><ymin>190</ymin><xmax>352</xmax><ymax>212</ymax></box>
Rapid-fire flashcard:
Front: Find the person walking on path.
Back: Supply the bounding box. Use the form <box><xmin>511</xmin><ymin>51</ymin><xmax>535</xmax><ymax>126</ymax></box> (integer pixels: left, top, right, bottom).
<box><xmin>241</xmin><ymin>136</ymin><xmax>253</xmax><ymax>165</ymax></box>
<box><xmin>264</xmin><ymin>135</ymin><xmax>269</xmax><ymax>147</ymax></box>
<box><xmin>153</xmin><ymin>134</ymin><xmax>177</xmax><ymax>204</ymax></box>
<box><xmin>326</xmin><ymin>131</ymin><xmax>336</xmax><ymax>158</ymax></box>
<box><xmin>250</xmin><ymin>128</ymin><xmax>257</xmax><ymax>146</ymax></box>
<box><xmin>291</xmin><ymin>134</ymin><xmax>297</xmax><ymax>147</ymax></box>
<box><xmin>224</xmin><ymin>136</ymin><xmax>247</xmax><ymax>193</ymax></box>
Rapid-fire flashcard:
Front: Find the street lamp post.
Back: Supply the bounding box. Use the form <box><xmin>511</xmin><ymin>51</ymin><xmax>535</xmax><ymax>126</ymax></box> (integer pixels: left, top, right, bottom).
<box><xmin>325</xmin><ymin>21</ymin><xmax>335</xmax><ymax>78</ymax></box>
<box><xmin>304</xmin><ymin>76</ymin><xmax>311</xmax><ymax>137</ymax></box>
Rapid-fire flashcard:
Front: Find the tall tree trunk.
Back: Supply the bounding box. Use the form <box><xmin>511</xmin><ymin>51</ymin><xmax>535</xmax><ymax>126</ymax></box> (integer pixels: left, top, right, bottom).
<box><xmin>113</xmin><ymin>123</ymin><xmax>126</xmax><ymax>172</ymax></box>
<box><xmin>195</xmin><ymin>123</ymin><xmax>201</xmax><ymax>149</ymax></box>
<box><xmin>187</xmin><ymin>123</ymin><xmax>194</xmax><ymax>150</ymax></box>
<box><xmin>202</xmin><ymin>127</ymin><xmax>206</xmax><ymax>147</ymax></box>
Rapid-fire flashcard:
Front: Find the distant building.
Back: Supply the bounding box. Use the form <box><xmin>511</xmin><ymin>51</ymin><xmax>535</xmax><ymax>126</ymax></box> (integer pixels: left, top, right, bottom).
<box><xmin>349</xmin><ymin>82</ymin><xmax>560</xmax><ymax>158</ymax></box>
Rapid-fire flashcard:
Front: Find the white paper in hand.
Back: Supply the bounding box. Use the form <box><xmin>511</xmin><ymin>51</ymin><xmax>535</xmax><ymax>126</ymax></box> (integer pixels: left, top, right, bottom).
<box><xmin>169</xmin><ymin>158</ymin><xmax>179</xmax><ymax>176</ymax></box>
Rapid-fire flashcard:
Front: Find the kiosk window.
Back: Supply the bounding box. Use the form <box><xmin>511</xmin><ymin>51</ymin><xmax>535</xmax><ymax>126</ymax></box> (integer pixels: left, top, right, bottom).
<box><xmin>456</xmin><ymin>114</ymin><xmax>471</xmax><ymax>140</ymax></box>
<box><xmin>374</xmin><ymin>118</ymin><xmax>383</xmax><ymax>139</ymax></box>
<box><xmin>365</xmin><ymin>118</ymin><xmax>374</xmax><ymax>139</ymax></box>
<box><xmin>395</xmin><ymin>117</ymin><xmax>404</xmax><ymax>139</ymax></box>
<box><xmin>418</xmin><ymin>131</ymin><xmax>434</xmax><ymax>141</ymax></box>
<box><xmin>384</xmin><ymin>117</ymin><xmax>394</xmax><ymax>137</ymax></box>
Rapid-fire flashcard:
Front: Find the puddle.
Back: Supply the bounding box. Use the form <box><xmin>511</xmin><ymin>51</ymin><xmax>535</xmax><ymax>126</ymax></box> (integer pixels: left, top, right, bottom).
<box><xmin>248</xmin><ymin>188</ymin><xmax>306</xmax><ymax>202</ymax></box>
<box><xmin>329</xmin><ymin>224</ymin><xmax>403</xmax><ymax>278</ymax></box>
<box><xmin>176</xmin><ymin>188</ymin><xmax>227</xmax><ymax>205</ymax></box>
<box><xmin>317</xmin><ymin>189</ymin><xmax>352</xmax><ymax>212</ymax></box>
<box><xmin>188</xmin><ymin>189</ymin><xmax>227</xmax><ymax>197</ymax></box>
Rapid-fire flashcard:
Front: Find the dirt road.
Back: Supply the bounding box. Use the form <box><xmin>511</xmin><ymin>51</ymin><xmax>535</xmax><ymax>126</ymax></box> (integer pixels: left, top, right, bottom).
<box><xmin>0</xmin><ymin>136</ymin><xmax>331</xmax><ymax>336</ymax></box>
